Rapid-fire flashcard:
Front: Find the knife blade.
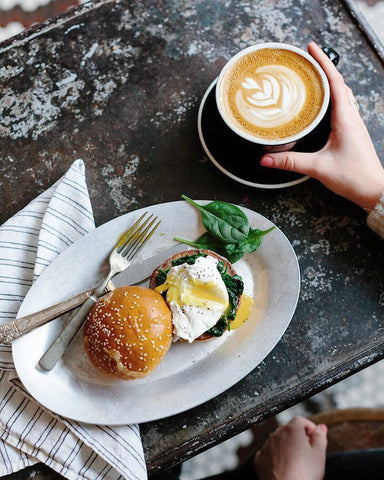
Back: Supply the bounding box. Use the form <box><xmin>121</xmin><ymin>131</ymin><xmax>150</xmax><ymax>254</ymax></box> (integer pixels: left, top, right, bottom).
<box><xmin>111</xmin><ymin>243</ymin><xmax>186</xmax><ymax>287</ymax></box>
<box><xmin>0</xmin><ymin>243</ymin><xmax>187</xmax><ymax>344</ymax></box>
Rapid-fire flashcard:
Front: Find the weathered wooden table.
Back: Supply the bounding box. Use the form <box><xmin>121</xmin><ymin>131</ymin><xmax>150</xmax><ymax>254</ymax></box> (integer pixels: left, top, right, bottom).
<box><xmin>0</xmin><ymin>0</ymin><xmax>383</xmax><ymax>478</ymax></box>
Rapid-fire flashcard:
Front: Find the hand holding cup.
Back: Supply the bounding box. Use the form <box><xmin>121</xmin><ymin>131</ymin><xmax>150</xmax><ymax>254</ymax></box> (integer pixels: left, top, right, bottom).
<box><xmin>260</xmin><ymin>42</ymin><xmax>384</xmax><ymax>211</ymax></box>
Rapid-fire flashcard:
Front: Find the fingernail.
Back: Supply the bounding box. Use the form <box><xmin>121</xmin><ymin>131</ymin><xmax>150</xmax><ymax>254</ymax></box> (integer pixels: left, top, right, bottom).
<box><xmin>261</xmin><ymin>155</ymin><xmax>274</xmax><ymax>167</ymax></box>
<box><xmin>318</xmin><ymin>424</ymin><xmax>328</xmax><ymax>433</ymax></box>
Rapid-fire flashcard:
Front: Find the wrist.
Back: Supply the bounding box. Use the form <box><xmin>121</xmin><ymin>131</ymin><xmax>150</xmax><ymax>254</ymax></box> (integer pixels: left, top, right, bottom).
<box><xmin>358</xmin><ymin>173</ymin><xmax>384</xmax><ymax>211</ymax></box>
<box><xmin>363</xmin><ymin>190</ymin><xmax>384</xmax><ymax>211</ymax></box>
<box><xmin>367</xmin><ymin>191</ymin><xmax>384</xmax><ymax>238</ymax></box>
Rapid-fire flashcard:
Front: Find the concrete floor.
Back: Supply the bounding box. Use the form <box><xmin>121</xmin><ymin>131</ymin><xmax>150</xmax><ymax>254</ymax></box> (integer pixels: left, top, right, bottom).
<box><xmin>357</xmin><ymin>0</ymin><xmax>384</xmax><ymax>43</ymax></box>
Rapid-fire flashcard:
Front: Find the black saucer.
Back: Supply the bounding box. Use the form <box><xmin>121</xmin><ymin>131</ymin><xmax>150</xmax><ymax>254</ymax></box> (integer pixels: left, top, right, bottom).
<box><xmin>197</xmin><ymin>79</ymin><xmax>331</xmax><ymax>189</ymax></box>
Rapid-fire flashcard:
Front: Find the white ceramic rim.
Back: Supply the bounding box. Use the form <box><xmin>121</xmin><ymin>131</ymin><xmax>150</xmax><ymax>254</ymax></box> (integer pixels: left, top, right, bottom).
<box><xmin>216</xmin><ymin>42</ymin><xmax>330</xmax><ymax>146</ymax></box>
<box><xmin>198</xmin><ymin>78</ymin><xmax>309</xmax><ymax>189</ymax></box>
<box><xmin>12</xmin><ymin>201</ymin><xmax>300</xmax><ymax>425</ymax></box>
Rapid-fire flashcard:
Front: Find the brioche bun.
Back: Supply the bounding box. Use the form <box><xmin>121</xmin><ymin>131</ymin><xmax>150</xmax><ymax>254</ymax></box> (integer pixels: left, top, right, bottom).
<box><xmin>149</xmin><ymin>249</ymin><xmax>243</xmax><ymax>342</ymax></box>
<box><xmin>83</xmin><ymin>286</ymin><xmax>172</xmax><ymax>380</ymax></box>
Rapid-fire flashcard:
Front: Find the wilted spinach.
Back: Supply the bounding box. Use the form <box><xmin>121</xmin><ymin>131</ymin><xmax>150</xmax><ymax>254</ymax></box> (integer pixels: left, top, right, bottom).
<box><xmin>154</xmin><ymin>252</ymin><xmax>208</xmax><ymax>285</ymax></box>
<box><xmin>207</xmin><ymin>316</ymin><xmax>231</xmax><ymax>337</ymax></box>
<box><xmin>217</xmin><ymin>261</ymin><xmax>244</xmax><ymax>319</ymax></box>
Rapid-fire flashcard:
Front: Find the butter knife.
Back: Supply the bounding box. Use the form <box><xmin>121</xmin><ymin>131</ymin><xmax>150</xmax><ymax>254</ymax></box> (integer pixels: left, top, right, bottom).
<box><xmin>0</xmin><ymin>244</ymin><xmax>186</xmax><ymax>344</ymax></box>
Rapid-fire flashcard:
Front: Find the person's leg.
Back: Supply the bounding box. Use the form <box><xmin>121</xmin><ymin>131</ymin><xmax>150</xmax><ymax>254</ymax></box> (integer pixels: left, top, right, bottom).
<box><xmin>324</xmin><ymin>448</ymin><xmax>384</xmax><ymax>480</ymax></box>
<box><xmin>194</xmin><ymin>458</ymin><xmax>258</xmax><ymax>480</ymax></box>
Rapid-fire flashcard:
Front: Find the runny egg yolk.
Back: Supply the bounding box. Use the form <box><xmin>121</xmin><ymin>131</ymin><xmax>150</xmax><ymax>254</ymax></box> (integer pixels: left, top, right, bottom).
<box><xmin>157</xmin><ymin>273</ymin><xmax>229</xmax><ymax>310</ymax></box>
<box><xmin>230</xmin><ymin>294</ymin><xmax>254</xmax><ymax>330</ymax></box>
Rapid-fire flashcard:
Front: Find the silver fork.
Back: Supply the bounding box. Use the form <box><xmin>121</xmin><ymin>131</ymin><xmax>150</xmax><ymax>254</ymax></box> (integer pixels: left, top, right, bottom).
<box><xmin>38</xmin><ymin>212</ymin><xmax>160</xmax><ymax>371</ymax></box>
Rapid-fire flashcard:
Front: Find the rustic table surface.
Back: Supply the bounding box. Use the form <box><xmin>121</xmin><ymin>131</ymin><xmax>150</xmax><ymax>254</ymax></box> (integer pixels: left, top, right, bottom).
<box><xmin>0</xmin><ymin>0</ymin><xmax>383</xmax><ymax>478</ymax></box>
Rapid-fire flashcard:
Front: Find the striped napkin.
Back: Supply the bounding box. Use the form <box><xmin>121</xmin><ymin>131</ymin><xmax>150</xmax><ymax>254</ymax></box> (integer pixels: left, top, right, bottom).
<box><xmin>0</xmin><ymin>160</ymin><xmax>147</xmax><ymax>480</ymax></box>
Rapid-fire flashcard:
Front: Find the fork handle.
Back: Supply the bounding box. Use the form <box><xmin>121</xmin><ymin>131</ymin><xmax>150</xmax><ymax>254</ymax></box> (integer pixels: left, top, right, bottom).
<box><xmin>38</xmin><ymin>295</ymin><xmax>98</xmax><ymax>371</ymax></box>
<box><xmin>0</xmin><ymin>279</ymin><xmax>116</xmax><ymax>345</ymax></box>
<box><xmin>0</xmin><ymin>290</ymin><xmax>93</xmax><ymax>345</ymax></box>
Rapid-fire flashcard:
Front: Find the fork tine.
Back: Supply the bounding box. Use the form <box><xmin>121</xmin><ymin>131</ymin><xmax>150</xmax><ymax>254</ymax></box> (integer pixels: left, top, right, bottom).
<box><xmin>116</xmin><ymin>212</ymin><xmax>151</xmax><ymax>253</ymax></box>
<box><xmin>121</xmin><ymin>217</ymin><xmax>161</xmax><ymax>260</ymax></box>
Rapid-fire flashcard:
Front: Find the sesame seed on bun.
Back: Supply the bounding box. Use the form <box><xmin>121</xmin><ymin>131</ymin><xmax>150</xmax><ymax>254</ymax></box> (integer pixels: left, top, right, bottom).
<box><xmin>83</xmin><ymin>286</ymin><xmax>172</xmax><ymax>380</ymax></box>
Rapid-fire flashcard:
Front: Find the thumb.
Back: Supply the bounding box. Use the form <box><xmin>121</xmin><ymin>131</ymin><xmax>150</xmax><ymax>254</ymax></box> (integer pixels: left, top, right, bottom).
<box><xmin>261</xmin><ymin>151</ymin><xmax>321</xmax><ymax>177</ymax></box>
<box><xmin>310</xmin><ymin>424</ymin><xmax>328</xmax><ymax>450</ymax></box>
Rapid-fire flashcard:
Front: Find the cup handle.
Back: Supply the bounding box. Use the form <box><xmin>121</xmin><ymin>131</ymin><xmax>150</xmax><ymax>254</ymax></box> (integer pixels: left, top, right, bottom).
<box><xmin>322</xmin><ymin>47</ymin><xmax>340</xmax><ymax>66</ymax></box>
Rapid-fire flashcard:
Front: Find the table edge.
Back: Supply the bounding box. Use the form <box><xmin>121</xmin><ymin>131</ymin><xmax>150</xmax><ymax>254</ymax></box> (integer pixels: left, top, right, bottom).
<box><xmin>0</xmin><ymin>0</ymin><xmax>383</xmax><ymax>67</ymax></box>
<box><xmin>145</xmin><ymin>341</ymin><xmax>384</xmax><ymax>473</ymax></box>
<box><xmin>342</xmin><ymin>0</ymin><xmax>384</xmax><ymax>65</ymax></box>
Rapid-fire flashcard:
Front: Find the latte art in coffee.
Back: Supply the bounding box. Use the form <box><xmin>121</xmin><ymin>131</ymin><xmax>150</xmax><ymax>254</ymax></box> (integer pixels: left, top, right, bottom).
<box><xmin>218</xmin><ymin>48</ymin><xmax>325</xmax><ymax>141</ymax></box>
<box><xmin>238</xmin><ymin>65</ymin><xmax>306</xmax><ymax>128</ymax></box>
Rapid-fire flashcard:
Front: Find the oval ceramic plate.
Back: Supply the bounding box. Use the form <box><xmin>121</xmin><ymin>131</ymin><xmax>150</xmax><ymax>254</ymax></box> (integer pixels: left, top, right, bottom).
<box><xmin>13</xmin><ymin>200</ymin><xmax>300</xmax><ymax>425</ymax></box>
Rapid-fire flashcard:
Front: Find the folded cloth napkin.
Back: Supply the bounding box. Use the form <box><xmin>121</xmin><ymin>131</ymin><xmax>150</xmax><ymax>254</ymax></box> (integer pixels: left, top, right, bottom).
<box><xmin>0</xmin><ymin>160</ymin><xmax>147</xmax><ymax>480</ymax></box>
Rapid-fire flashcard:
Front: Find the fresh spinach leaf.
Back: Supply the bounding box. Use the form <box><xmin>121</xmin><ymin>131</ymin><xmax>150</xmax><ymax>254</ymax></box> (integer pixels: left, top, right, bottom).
<box><xmin>174</xmin><ymin>196</ymin><xmax>275</xmax><ymax>263</ymax></box>
<box><xmin>240</xmin><ymin>227</ymin><xmax>275</xmax><ymax>253</ymax></box>
<box><xmin>173</xmin><ymin>232</ymin><xmax>222</xmax><ymax>252</ymax></box>
<box><xmin>173</xmin><ymin>232</ymin><xmax>239</xmax><ymax>263</ymax></box>
<box><xmin>222</xmin><ymin>243</ymin><xmax>247</xmax><ymax>264</ymax></box>
<box><xmin>224</xmin><ymin>226</ymin><xmax>275</xmax><ymax>262</ymax></box>
<box><xmin>175</xmin><ymin>227</ymin><xmax>275</xmax><ymax>264</ymax></box>
<box><xmin>182</xmin><ymin>195</ymin><xmax>249</xmax><ymax>244</ymax></box>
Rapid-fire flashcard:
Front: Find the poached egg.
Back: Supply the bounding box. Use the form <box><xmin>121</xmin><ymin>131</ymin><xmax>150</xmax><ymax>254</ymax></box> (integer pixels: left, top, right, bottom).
<box><xmin>155</xmin><ymin>255</ymin><xmax>229</xmax><ymax>342</ymax></box>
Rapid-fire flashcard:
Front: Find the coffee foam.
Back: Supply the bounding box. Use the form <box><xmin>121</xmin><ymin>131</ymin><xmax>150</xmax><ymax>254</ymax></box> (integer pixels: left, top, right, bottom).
<box><xmin>219</xmin><ymin>48</ymin><xmax>325</xmax><ymax>141</ymax></box>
